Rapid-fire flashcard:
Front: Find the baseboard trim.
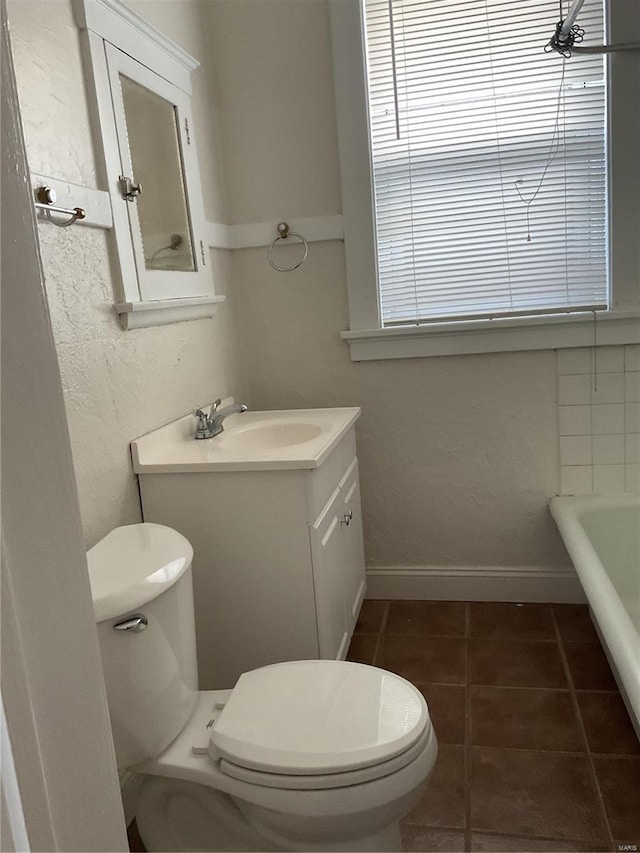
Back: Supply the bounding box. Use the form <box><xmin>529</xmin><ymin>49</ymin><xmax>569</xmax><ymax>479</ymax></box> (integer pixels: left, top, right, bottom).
<box><xmin>365</xmin><ymin>565</ymin><xmax>586</xmax><ymax>603</ymax></box>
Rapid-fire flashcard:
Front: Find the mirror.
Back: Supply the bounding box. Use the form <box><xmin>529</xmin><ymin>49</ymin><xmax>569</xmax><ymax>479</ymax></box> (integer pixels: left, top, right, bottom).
<box><xmin>119</xmin><ymin>75</ymin><xmax>195</xmax><ymax>272</ymax></box>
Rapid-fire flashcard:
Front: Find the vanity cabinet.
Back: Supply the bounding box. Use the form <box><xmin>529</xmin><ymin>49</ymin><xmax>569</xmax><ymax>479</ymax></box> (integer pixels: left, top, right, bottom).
<box><xmin>137</xmin><ymin>427</ymin><xmax>366</xmax><ymax>689</ymax></box>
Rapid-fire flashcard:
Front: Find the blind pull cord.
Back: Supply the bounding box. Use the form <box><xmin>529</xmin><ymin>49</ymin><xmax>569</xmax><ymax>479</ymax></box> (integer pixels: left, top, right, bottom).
<box><xmin>483</xmin><ymin>0</ymin><xmax>514</xmax><ymax>309</ymax></box>
<box><xmin>388</xmin><ymin>0</ymin><xmax>401</xmax><ymax>140</ymax></box>
<box><xmin>514</xmin><ymin>60</ymin><xmax>566</xmax><ymax>242</ymax></box>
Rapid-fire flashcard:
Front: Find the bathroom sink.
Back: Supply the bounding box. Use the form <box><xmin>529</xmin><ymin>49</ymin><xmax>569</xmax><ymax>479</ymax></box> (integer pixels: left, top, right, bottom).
<box><xmin>131</xmin><ymin>404</ymin><xmax>361</xmax><ymax>472</ymax></box>
<box><xmin>218</xmin><ymin>420</ymin><xmax>323</xmax><ymax>452</ymax></box>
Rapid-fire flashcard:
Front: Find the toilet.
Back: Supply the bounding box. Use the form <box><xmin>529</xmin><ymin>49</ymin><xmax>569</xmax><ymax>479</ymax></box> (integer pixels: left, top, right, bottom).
<box><xmin>87</xmin><ymin>523</ymin><xmax>438</xmax><ymax>852</ymax></box>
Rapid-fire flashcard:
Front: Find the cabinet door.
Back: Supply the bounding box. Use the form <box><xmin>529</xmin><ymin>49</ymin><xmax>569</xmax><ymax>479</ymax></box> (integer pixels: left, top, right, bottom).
<box><xmin>309</xmin><ymin>489</ymin><xmax>350</xmax><ymax>660</ymax></box>
<box><xmin>339</xmin><ymin>460</ymin><xmax>367</xmax><ymax>628</ymax></box>
<box><xmin>105</xmin><ymin>45</ymin><xmax>213</xmax><ymax>302</ymax></box>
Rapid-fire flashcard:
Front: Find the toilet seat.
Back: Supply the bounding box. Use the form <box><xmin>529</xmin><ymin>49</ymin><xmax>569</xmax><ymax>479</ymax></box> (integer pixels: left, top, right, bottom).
<box><xmin>208</xmin><ymin>660</ymin><xmax>430</xmax><ymax>782</ymax></box>
<box><xmin>218</xmin><ymin>724</ymin><xmax>434</xmax><ymax>790</ymax></box>
<box><xmin>136</xmin><ymin>679</ymin><xmax>438</xmax><ymax>828</ymax></box>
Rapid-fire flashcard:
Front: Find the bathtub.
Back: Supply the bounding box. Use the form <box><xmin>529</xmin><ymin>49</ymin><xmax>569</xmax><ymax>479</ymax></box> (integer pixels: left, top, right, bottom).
<box><xmin>550</xmin><ymin>493</ymin><xmax>640</xmax><ymax>738</ymax></box>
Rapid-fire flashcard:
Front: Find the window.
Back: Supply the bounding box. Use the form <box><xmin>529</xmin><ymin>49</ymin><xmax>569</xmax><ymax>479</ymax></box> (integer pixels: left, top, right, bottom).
<box><xmin>366</xmin><ymin>0</ymin><xmax>606</xmax><ymax>325</ymax></box>
<box><xmin>329</xmin><ymin>0</ymin><xmax>640</xmax><ymax>360</ymax></box>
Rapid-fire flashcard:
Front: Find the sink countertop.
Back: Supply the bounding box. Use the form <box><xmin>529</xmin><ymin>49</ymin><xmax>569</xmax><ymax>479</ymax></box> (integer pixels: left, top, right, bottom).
<box><xmin>131</xmin><ymin>406</ymin><xmax>361</xmax><ymax>473</ymax></box>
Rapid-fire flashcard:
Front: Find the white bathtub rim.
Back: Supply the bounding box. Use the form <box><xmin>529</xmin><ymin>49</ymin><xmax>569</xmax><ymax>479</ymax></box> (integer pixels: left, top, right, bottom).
<box><xmin>550</xmin><ymin>494</ymin><xmax>640</xmax><ymax>733</ymax></box>
<box><xmin>551</xmin><ymin>492</ymin><xmax>637</xmax><ymax>514</ymax></box>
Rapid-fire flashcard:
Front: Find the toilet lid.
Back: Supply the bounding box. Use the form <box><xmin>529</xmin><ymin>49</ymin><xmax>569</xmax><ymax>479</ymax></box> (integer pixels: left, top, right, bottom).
<box><xmin>209</xmin><ymin>660</ymin><xmax>429</xmax><ymax>775</ymax></box>
<box><xmin>87</xmin><ymin>523</ymin><xmax>193</xmax><ymax>622</ymax></box>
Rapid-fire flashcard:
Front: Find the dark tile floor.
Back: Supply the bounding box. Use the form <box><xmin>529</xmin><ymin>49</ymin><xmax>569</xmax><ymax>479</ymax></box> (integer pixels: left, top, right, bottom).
<box><xmin>348</xmin><ymin>600</ymin><xmax>640</xmax><ymax>853</ymax></box>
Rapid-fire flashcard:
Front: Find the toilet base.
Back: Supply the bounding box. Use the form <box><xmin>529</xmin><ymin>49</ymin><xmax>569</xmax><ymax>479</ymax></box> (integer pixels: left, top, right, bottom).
<box><xmin>135</xmin><ymin>775</ymin><xmax>407</xmax><ymax>852</ymax></box>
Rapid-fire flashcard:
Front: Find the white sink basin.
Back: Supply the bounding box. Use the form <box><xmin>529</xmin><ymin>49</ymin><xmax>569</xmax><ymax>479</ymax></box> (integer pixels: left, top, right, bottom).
<box><xmin>131</xmin><ymin>404</ymin><xmax>361</xmax><ymax>472</ymax></box>
<box><xmin>218</xmin><ymin>420</ymin><xmax>323</xmax><ymax>452</ymax></box>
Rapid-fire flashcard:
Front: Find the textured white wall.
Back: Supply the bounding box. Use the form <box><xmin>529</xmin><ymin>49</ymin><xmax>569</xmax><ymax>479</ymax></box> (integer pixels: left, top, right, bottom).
<box><xmin>202</xmin><ymin>0</ymin><xmax>342</xmax><ymax>223</ymax></box>
<box><xmin>125</xmin><ymin>0</ymin><xmax>229</xmax><ymax>223</ymax></box>
<box><xmin>8</xmin><ymin>0</ymin><xmax>574</xmax><ymax>568</ymax></box>
<box><xmin>207</xmin><ymin>0</ymin><xmax>571</xmax><ymax>569</ymax></box>
<box><xmin>8</xmin><ymin>0</ymin><xmax>245</xmax><ymax>547</ymax></box>
<box><xmin>231</xmin><ymin>242</ymin><xmax>567</xmax><ymax>568</ymax></box>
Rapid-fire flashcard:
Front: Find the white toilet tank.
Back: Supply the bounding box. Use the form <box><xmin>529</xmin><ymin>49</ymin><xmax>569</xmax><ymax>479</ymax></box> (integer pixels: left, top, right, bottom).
<box><xmin>87</xmin><ymin>523</ymin><xmax>198</xmax><ymax>769</ymax></box>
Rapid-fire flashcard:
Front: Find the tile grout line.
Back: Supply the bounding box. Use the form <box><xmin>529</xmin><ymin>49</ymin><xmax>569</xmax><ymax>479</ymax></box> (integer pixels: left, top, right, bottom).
<box><xmin>470</xmin><ymin>827</ymin><xmax>615</xmax><ymax>846</ymax></box>
<box><xmin>383</xmin><ymin>632</ymin><xmax>559</xmax><ymax>642</ymax></box>
<box><xmin>464</xmin><ymin>602</ymin><xmax>472</xmax><ymax>853</ymax></box>
<box><xmin>551</xmin><ymin>607</ymin><xmax>615</xmax><ymax>851</ymax></box>
<box><xmin>412</xmin><ymin>680</ymin><xmax>618</xmax><ymax>694</ymax></box>
<box><xmin>455</xmin><ymin>744</ymin><xmax>606</xmax><ymax>758</ymax></box>
<box><xmin>371</xmin><ymin>601</ymin><xmax>390</xmax><ymax>667</ymax></box>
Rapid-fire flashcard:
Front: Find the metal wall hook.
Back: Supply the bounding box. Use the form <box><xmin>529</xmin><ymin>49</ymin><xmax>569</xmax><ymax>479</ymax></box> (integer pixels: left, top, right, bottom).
<box><xmin>267</xmin><ymin>221</ymin><xmax>309</xmax><ymax>272</ymax></box>
<box><xmin>34</xmin><ymin>187</ymin><xmax>86</xmax><ymax>227</ymax></box>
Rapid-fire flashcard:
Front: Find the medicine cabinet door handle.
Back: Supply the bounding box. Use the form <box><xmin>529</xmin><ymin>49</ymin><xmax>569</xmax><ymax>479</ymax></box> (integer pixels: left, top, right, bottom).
<box><xmin>119</xmin><ymin>175</ymin><xmax>143</xmax><ymax>202</ymax></box>
<box><xmin>340</xmin><ymin>510</ymin><xmax>353</xmax><ymax>526</ymax></box>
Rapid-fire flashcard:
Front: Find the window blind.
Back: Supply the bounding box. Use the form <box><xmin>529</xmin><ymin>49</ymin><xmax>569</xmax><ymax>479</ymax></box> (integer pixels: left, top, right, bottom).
<box><xmin>363</xmin><ymin>0</ymin><xmax>608</xmax><ymax>326</ymax></box>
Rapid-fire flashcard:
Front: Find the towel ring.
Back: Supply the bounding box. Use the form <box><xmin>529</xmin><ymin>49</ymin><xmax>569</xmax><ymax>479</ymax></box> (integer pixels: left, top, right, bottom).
<box><xmin>267</xmin><ymin>222</ymin><xmax>308</xmax><ymax>272</ymax></box>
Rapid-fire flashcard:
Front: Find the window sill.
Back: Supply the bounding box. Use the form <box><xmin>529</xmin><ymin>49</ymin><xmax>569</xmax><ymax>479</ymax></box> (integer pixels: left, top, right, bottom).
<box><xmin>341</xmin><ymin>309</ymin><xmax>640</xmax><ymax>361</ymax></box>
<box><xmin>115</xmin><ymin>295</ymin><xmax>225</xmax><ymax>330</ymax></box>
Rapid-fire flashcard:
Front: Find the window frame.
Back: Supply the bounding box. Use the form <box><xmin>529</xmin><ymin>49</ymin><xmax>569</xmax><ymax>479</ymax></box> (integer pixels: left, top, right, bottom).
<box><xmin>329</xmin><ymin>0</ymin><xmax>640</xmax><ymax>360</ymax></box>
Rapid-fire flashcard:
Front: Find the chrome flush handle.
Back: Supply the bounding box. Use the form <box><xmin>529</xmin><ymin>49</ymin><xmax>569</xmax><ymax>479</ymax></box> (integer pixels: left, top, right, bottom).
<box><xmin>113</xmin><ymin>614</ymin><xmax>148</xmax><ymax>633</ymax></box>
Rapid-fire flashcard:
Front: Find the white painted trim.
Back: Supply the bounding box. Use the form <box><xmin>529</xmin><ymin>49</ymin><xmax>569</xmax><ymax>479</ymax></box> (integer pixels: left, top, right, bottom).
<box><xmin>607</xmin><ymin>2</ymin><xmax>640</xmax><ymax>311</ymax></box>
<box><xmin>205</xmin><ymin>215</ymin><xmax>344</xmax><ymax>250</ymax></box>
<box><xmin>73</xmin><ymin>0</ymin><xmax>197</xmax><ymax>93</ymax></box>
<box><xmin>365</xmin><ymin>565</ymin><xmax>586</xmax><ymax>603</ymax></box>
<box><xmin>30</xmin><ymin>173</ymin><xmax>112</xmax><ymax>230</ymax></box>
<box><xmin>328</xmin><ymin>0</ymin><xmax>380</xmax><ymax>331</ymax></box>
<box><xmin>343</xmin><ymin>309</ymin><xmax>640</xmax><ymax>361</ymax></box>
<box><xmin>20</xmin><ymin>176</ymin><xmax>347</xmax><ymax>257</ymax></box>
<box><xmin>115</xmin><ymin>295</ymin><xmax>224</xmax><ymax>329</ymax></box>
<box><xmin>81</xmin><ymin>28</ymin><xmax>138</xmax><ymax>302</ymax></box>
<box><xmin>1</xmin><ymin>696</ymin><xmax>30</xmax><ymax>853</ymax></box>
<box><xmin>119</xmin><ymin>771</ymin><xmax>143</xmax><ymax>826</ymax></box>
<box><xmin>206</xmin><ymin>221</ymin><xmax>233</xmax><ymax>249</ymax></box>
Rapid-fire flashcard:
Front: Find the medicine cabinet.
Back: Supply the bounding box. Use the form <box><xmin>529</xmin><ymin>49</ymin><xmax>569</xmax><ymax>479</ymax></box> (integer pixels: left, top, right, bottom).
<box><xmin>74</xmin><ymin>0</ymin><xmax>223</xmax><ymax>328</ymax></box>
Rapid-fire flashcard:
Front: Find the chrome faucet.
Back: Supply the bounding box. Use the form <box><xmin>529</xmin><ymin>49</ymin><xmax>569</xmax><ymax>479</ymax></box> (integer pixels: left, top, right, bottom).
<box><xmin>193</xmin><ymin>399</ymin><xmax>248</xmax><ymax>440</ymax></box>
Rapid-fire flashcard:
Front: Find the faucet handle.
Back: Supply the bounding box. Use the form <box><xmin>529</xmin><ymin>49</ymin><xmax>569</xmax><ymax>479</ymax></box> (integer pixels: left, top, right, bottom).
<box><xmin>193</xmin><ymin>408</ymin><xmax>214</xmax><ymax>440</ymax></box>
<box><xmin>210</xmin><ymin>398</ymin><xmax>223</xmax><ymax>415</ymax></box>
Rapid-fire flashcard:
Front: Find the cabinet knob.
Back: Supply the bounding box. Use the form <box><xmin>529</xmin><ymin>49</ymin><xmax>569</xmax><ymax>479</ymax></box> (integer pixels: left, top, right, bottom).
<box><xmin>340</xmin><ymin>510</ymin><xmax>353</xmax><ymax>526</ymax></box>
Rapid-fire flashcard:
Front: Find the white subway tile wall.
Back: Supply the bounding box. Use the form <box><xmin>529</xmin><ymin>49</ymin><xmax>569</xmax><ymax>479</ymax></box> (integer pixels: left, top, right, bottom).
<box><xmin>625</xmin><ymin>371</ymin><xmax>640</xmax><ymax>402</ymax></box>
<box><xmin>558</xmin><ymin>405</ymin><xmax>591</xmax><ymax>435</ymax></box>
<box><xmin>591</xmin><ymin>404</ymin><xmax>625</xmax><ymax>435</ymax></box>
<box><xmin>557</xmin><ymin>345</ymin><xmax>640</xmax><ymax>494</ymax></box>
<box><xmin>592</xmin><ymin>434</ymin><xmax>625</xmax><ymax>465</ymax></box>
<box><xmin>560</xmin><ymin>435</ymin><xmax>593</xmax><ymax>466</ymax></box>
